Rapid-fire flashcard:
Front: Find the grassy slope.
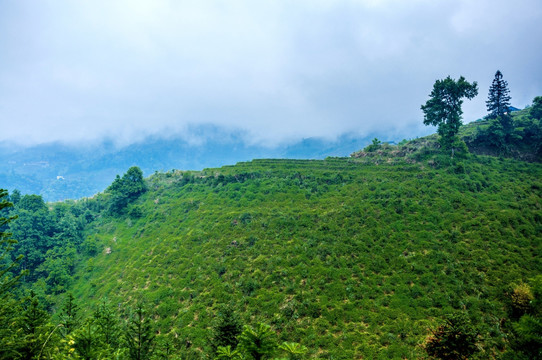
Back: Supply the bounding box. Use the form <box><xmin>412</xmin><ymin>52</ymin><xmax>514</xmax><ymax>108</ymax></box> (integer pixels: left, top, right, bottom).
<box><xmin>69</xmin><ymin>154</ymin><xmax>542</xmax><ymax>358</ymax></box>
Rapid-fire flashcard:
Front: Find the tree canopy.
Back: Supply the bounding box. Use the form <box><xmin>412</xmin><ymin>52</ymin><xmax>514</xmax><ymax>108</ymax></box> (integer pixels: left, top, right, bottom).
<box><xmin>486</xmin><ymin>70</ymin><xmax>511</xmax><ymax>118</ymax></box>
<box><xmin>425</xmin><ymin>313</ymin><xmax>479</xmax><ymax>360</ymax></box>
<box><xmin>107</xmin><ymin>166</ymin><xmax>146</xmax><ymax>214</ymax></box>
<box><xmin>531</xmin><ymin>96</ymin><xmax>542</xmax><ymax>120</ymax></box>
<box><xmin>421</xmin><ymin>76</ymin><xmax>478</xmax><ymax>152</ymax></box>
<box><xmin>0</xmin><ymin>189</ymin><xmax>25</xmax><ymax>297</ymax></box>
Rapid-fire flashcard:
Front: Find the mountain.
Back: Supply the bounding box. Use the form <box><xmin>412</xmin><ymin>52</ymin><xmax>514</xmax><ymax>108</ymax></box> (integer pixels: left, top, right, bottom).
<box><xmin>4</xmin><ymin>107</ymin><xmax>538</xmax><ymax>204</ymax></box>
<box><xmin>0</xmin><ymin>132</ymin><xmax>400</xmax><ymax>202</ymax></box>
<box><xmin>73</xmin><ymin>155</ymin><xmax>542</xmax><ymax>358</ymax></box>
<box><xmin>4</xmin><ymin>136</ymin><xmax>540</xmax><ymax>358</ymax></box>
<box><xmin>2</xmin><ymin>113</ymin><xmax>541</xmax><ymax>358</ymax></box>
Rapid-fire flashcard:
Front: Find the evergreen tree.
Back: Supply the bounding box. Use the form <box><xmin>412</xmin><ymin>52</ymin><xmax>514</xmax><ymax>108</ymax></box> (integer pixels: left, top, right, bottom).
<box><xmin>60</xmin><ymin>293</ymin><xmax>79</xmax><ymax>336</ymax></box>
<box><xmin>238</xmin><ymin>323</ymin><xmax>277</xmax><ymax>360</ymax></box>
<box><xmin>0</xmin><ymin>189</ymin><xmax>25</xmax><ymax>296</ymax></box>
<box><xmin>73</xmin><ymin>318</ymin><xmax>99</xmax><ymax>360</ymax></box>
<box><xmin>125</xmin><ymin>304</ymin><xmax>155</xmax><ymax>360</ymax></box>
<box><xmin>486</xmin><ymin>70</ymin><xmax>511</xmax><ymax>118</ymax></box>
<box><xmin>210</xmin><ymin>305</ymin><xmax>243</xmax><ymax>354</ymax></box>
<box><xmin>94</xmin><ymin>299</ymin><xmax>121</xmax><ymax>349</ymax></box>
<box><xmin>0</xmin><ymin>189</ymin><xmax>28</xmax><ymax>359</ymax></box>
<box><xmin>0</xmin><ymin>296</ymin><xmax>22</xmax><ymax>360</ymax></box>
<box><xmin>19</xmin><ymin>290</ymin><xmax>53</xmax><ymax>360</ymax></box>
<box><xmin>421</xmin><ymin>76</ymin><xmax>478</xmax><ymax>156</ymax></box>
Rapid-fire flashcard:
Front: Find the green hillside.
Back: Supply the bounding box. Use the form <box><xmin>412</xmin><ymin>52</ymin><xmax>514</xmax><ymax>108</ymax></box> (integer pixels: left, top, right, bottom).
<box><xmin>2</xmin><ymin>115</ymin><xmax>542</xmax><ymax>359</ymax></box>
<box><xmin>65</xmin><ymin>156</ymin><xmax>541</xmax><ymax>357</ymax></box>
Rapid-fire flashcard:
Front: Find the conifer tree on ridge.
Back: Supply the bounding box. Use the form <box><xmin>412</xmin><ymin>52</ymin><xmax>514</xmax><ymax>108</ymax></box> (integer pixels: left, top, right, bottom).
<box><xmin>486</xmin><ymin>70</ymin><xmax>511</xmax><ymax>118</ymax></box>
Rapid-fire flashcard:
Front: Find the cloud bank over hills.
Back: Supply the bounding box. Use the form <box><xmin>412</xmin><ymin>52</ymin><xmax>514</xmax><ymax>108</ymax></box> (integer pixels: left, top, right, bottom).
<box><xmin>0</xmin><ymin>0</ymin><xmax>541</xmax><ymax>147</ymax></box>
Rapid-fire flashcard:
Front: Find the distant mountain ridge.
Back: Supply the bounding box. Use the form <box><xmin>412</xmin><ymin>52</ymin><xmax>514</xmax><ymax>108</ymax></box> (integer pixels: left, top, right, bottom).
<box><xmin>0</xmin><ymin>133</ymin><xmax>401</xmax><ymax>201</ymax></box>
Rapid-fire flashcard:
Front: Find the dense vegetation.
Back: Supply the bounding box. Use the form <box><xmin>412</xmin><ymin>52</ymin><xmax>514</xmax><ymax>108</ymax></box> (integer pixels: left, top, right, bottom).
<box><xmin>2</xmin><ymin>130</ymin><xmax>541</xmax><ymax>358</ymax></box>
<box><xmin>1</xmin><ymin>85</ymin><xmax>541</xmax><ymax>358</ymax></box>
<box><xmin>421</xmin><ymin>75</ymin><xmax>478</xmax><ymax>156</ymax></box>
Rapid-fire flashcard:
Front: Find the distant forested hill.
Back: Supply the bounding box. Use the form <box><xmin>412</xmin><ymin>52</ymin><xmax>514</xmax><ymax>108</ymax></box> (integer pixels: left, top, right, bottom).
<box><xmin>0</xmin><ymin>133</ymin><xmax>386</xmax><ymax>202</ymax></box>
<box><xmin>3</xmin><ymin>106</ymin><xmax>539</xmax><ymax>203</ymax></box>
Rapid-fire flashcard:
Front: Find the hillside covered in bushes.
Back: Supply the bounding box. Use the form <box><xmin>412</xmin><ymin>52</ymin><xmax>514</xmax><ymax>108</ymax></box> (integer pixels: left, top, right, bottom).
<box><xmin>2</xmin><ymin>124</ymin><xmax>541</xmax><ymax>358</ymax></box>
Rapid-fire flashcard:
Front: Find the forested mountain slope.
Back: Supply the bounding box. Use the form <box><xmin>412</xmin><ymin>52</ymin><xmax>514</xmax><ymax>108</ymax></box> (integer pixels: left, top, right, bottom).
<box><xmin>2</xmin><ymin>111</ymin><xmax>542</xmax><ymax>358</ymax></box>
<box><xmin>59</xmin><ymin>155</ymin><xmax>541</xmax><ymax>358</ymax></box>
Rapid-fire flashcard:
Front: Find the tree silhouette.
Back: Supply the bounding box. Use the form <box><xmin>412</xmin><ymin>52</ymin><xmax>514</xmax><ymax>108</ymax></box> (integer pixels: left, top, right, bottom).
<box><xmin>421</xmin><ymin>76</ymin><xmax>478</xmax><ymax>155</ymax></box>
<box><xmin>425</xmin><ymin>313</ymin><xmax>479</xmax><ymax>360</ymax></box>
<box><xmin>486</xmin><ymin>70</ymin><xmax>511</xmax><ymax>118</ymax></box>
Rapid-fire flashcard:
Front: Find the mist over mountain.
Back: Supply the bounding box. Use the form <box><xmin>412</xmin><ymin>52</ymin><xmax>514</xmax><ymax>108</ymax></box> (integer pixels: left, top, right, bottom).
<box><xmin>2</xmin><ymin>1</ymin><xmax>541</xmax><ymax>150</ymax></box>
<box><xmin>0</xmin><ymin>130</ymin><xmax>414</xmax><ymax>201</ymax></box>
<box><xmin>1</xmin><ymin>1</ymin><xmax>541</xmax><ymax>357</ymax></box>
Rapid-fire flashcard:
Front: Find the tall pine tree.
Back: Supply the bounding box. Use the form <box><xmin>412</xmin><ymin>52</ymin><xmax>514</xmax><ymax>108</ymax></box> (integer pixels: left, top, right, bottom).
<box><xmin>19</xmin><ymin>290</ymin><xmax>53</xmax><ymax>360</ymax></box>
<box><xmin>60</xmin><ymin>292</ymin><xmax>79</xmax><ymax>336</ymax></box>
<box><xmin>0</xmin><ymin>189</ymin><xmax>25</xmax><ymax>296</ymax></box>
<box><xmin>125</xmin><ymin>304</ymin><xmax>155</xmax><ymax>360</ymax></box>
<box><xmin>94</xmin><ymin>299</ymin><xmax>121</xmax><ymax>349</ymax></box>
<box><xmin>0</xmin><ymin>189</ymin><xmax>28</xmax><ymax>360</ymax></box>
<box><xmin>210</xmin><ymin>305</ymin><xmax>243</xmax><ymax>354</ymax></box>
<box><xmin>486</xmin><ymin>70</ymin><xmax>511</xmax><ymax>118</ymax></box>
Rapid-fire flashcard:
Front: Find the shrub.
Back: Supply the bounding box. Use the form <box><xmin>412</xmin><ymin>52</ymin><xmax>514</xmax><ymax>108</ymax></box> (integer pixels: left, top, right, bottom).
<box><xmin>425</xmin><ymin>313</ymin><xmax>479</xmax><ymax>360</ymax></box>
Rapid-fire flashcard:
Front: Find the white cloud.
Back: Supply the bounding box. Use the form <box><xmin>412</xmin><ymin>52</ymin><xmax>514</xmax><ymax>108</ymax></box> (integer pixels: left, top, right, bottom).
<box><xmin>0</xmin><ymin>0</ymin><xmax>540</xmax><ymax>146</ymax></box>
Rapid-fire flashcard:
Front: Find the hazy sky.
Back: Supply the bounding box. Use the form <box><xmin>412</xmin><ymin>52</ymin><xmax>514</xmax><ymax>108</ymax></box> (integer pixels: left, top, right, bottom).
<box><xmin>1</xmin><ymin>0</ymin><xmax>541</xmax><ymax>147</ymax></box>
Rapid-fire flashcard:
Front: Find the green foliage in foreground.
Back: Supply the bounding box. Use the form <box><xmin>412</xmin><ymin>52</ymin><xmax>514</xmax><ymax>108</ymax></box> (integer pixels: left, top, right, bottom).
<box><xmin>425</xmin><ymin>312</ymin><xmax>479</xmax><ymax>360</ymax></box>
<box><xmin>0</xmin><ymin>189</ymin><xmax>25</xmax><ymax>296</ymax></box>
<box><xmin>2</xmin><ymin>127</ymin><xmax>542</xmax><ymax>358</ymax></box>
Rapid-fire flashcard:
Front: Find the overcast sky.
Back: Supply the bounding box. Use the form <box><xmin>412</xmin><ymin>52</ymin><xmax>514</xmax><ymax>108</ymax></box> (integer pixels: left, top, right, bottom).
<box><xmin>1</xmin><ymin>0</ymin><xmax>541</xmax><ymax>147</ymax></box>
